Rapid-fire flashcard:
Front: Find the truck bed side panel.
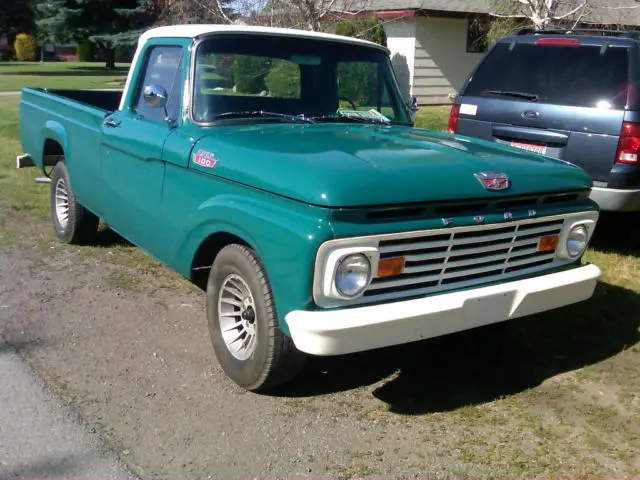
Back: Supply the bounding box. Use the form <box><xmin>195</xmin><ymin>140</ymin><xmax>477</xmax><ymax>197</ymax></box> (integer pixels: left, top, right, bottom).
<box><xmin>19</xmin><ymin>88</ymin><xmax>110</xmax><ymax>216</ymax></box>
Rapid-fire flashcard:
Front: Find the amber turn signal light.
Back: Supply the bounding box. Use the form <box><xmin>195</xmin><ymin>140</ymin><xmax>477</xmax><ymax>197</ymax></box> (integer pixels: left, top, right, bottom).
<box><xmin>538</xmin><ymin>234</ymin><xmax>559</xmax><ymax>252</ymax></box>
<box><xmin>377</xmin><ymin>256</ymin><xmax>406</xmax><ymax>277</ymax></box>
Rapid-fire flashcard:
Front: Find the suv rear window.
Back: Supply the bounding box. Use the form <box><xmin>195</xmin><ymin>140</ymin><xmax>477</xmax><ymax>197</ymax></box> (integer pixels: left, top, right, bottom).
<box><xmin>464</xmin><ymin>43</ymin><xmax>630</xmax><ymax>110</ymax></box>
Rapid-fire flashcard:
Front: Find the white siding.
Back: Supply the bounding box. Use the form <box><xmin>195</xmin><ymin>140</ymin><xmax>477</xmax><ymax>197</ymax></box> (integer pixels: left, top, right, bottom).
<box><xmin>413</xmin><ymin>17</ymin><xmax>484</xmax><ymax>105</ymax></box>
<box><xmin>384</xmin><ymin>20</ymin><xmax>416</xmax><ymax>100</ymax></box>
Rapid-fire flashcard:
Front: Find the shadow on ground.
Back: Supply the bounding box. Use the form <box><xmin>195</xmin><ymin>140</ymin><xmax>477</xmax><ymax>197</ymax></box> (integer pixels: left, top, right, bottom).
<box><xmin>590</xmin><ymin>211</ymin><xmax>640</xmax><ymax>255</ymax></box>
<box><xmin>3</xmin><ymin>453</ymin><xmax>87</xmax><ymax>478</ymax></box>
<box><xmin>273</xmin><ymin>280</ymin><xmax>640</xmax><ymax>414</ymax></box>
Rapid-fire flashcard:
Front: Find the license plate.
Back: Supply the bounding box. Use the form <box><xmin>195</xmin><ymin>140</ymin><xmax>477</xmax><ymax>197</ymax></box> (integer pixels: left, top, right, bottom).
<box><xmin>510</xmin><ymin>141</ymin><xmax>547</xmax><ymax>155</ymax></box>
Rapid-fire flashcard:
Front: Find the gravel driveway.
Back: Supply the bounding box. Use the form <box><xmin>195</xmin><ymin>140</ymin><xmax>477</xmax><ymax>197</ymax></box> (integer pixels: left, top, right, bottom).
<box><xmin>1</xmin><ymin>217</ymin><xmax>639</xmax><ymax>477</ymax></box>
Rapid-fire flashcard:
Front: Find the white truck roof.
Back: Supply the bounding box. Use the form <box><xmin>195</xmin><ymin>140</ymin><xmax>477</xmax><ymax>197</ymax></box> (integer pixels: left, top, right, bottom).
<box><xmin>138</xmin><ymin>24</ymin><xmax>388</xmax><ymax>53</ymax></box>
<box><xmin>119</xmin><ymin>24</ymin><xmax>390</xmax><ymax>110</ymax></box>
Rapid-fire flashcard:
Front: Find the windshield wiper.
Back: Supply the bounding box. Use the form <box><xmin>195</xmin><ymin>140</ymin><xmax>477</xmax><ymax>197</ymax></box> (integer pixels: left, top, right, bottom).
<box><xmin>484</xmin><ymin>90</ymin><xmax>539</xmax><ymax>102</ymax></box>
<box><xmin>310</xmin><ymin>112</ymin><xmax>391</xmax><ymax>125</ymax></box>
<box><xmin>212</xmin><ymin>110</ymin><xmax>315</xmax><ymax>123</ymax></box>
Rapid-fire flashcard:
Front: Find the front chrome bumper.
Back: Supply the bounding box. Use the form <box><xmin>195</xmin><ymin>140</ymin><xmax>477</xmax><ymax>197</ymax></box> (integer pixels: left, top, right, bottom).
<box><xmin>285</xmin><ymin>264</ymin><xmax>601</xmax><ymax>356</ymax></box>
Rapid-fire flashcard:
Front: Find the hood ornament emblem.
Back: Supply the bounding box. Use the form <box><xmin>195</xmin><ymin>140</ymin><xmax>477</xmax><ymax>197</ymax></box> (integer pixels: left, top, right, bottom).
<box><xmin>474</xmin><ymin>171</ymin><xmax>510</xmax><ymax>191</ymax></box>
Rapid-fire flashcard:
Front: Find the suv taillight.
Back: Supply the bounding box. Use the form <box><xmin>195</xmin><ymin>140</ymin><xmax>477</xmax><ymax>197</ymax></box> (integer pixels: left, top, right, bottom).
<box><xmin>447</xmin><ymin>104</ymin><xmax>460</xmax><ymax>133</ymax></box>
<box><xmin>616</xmin><ymin>122</ymin><xmax>640</xmax><ymax>164</ymax></box>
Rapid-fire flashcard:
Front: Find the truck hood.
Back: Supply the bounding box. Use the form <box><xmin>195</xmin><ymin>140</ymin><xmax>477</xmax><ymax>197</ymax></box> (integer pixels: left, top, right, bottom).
<box><xmin>190</xmin><ymin>123</ymin><xmax>592</xmax><ymax>208</ymax></box>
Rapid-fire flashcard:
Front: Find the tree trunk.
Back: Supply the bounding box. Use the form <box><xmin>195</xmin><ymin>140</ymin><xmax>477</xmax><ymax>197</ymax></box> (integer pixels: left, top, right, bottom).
<box><xmin>104</xmin><ymin>48</ymin><xmax>116</xmax><ymax>69</ymax></box>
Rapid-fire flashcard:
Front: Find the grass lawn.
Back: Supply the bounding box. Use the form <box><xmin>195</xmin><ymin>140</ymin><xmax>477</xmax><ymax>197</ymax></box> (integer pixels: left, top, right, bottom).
<box><xmin>0</xmin><ymin>89</ymin><xmax>639</xmax><ymax>475</ymax></box>
<box><xmin>413</xmin><ymin>104</ymin><xmax>451</xmax><ymax>131</ymax></box>
<box><xmin>0</xmin><ymin>61</ymin><xmax>129</xmax><ymax>91</ymax></box>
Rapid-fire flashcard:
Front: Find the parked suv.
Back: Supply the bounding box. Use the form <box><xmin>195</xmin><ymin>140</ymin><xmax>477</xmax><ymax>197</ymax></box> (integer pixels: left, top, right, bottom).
<box><xmin>450</xmin><ymin>28</ymin><xmax>640</xmax><ymax>212</ymax></box>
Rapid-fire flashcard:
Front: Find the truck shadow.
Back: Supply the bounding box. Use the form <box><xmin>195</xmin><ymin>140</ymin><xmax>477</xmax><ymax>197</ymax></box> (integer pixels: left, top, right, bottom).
<box><xmin>590</xmin><ymin>212</ymin><xmax>640</xmax><ymax>256</ymax></box>
<box><xmin>91</xmin><ymin>226</ymin><xmax>132</xmax><ymax>248</ymax></box>
<box><xmin>276</xmin><ymin>281</ymin><xmax>640</xmax><ymax>414</ymax></box>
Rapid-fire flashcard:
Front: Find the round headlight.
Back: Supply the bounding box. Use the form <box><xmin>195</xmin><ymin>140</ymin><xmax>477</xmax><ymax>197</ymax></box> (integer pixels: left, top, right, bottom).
<box><xmin>566</xmin><ymin>225</ymin><xmax>588</xmax><ymax>258</ymax></box>
<box><xmin>335</xmin><ymin>254</ymin><xmax>371</xmax><ymax>298</ymax></box>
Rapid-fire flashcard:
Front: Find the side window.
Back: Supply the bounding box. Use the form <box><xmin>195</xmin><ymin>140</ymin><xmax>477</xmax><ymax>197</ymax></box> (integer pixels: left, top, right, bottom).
<box><xmin>135</xmin><ymin>46</ymin><xmax>184</xmax><ymax>122</ymax></box>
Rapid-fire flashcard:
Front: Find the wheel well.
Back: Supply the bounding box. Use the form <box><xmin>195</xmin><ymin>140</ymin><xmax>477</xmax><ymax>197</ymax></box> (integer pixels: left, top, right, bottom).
<box><xmin>191</xmin><ymin>232</ymin><xmax>250</xmax><ymax>290</ymax></box>
<box><xmin>43</xmin><ymin>139</ymin><xmax>64</xmax><ymax>167</ymax></box>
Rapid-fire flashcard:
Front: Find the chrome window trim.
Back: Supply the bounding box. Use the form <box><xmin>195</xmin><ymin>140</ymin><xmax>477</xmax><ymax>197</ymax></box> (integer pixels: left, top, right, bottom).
<box><xmin>313</xmin><ymin>210</ymin><xmax>599</xmax><ymax>308</ymax></box>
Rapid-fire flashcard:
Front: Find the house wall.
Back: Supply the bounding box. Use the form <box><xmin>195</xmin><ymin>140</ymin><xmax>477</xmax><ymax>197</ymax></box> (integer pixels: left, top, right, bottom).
<box><xmin>413</xmin><ymin>17</ymin><xmax>485</xmax><ymax>105</ymax></box>
<box><xmin>384</xmin><ymin>20</ymin><xmax>416</xmax><ymax>100</ymax></box>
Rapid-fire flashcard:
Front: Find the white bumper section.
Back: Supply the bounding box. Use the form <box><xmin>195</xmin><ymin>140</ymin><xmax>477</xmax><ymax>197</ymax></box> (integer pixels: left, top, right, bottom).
<box><xmin>285</xmin><ymin>264</ymin><xmax>601</xmax><ymax>356</ymax></box>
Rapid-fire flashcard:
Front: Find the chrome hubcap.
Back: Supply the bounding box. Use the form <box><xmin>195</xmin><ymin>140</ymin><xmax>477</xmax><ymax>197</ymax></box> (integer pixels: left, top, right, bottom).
<box><xmin>218</xmin><ymin>274</ymin><xmax>258</xmax><ymax>360</ymax></box>
<box><xmin>55</xmin><ymin>178</ymin><xmax>70</xmax><ymax>229</ymax></box>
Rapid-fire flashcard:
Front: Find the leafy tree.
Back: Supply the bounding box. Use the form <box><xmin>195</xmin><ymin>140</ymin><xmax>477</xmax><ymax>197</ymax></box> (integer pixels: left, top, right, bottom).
<box><xmin>36</xmin><ymin>0</ymin><xmax>157</xmax><ymax>68</ymax></box>
<box><xmin>233</xmin><ymin>56</ymin><xmax>269</xmax><ymax>94</ymax></box>
<box><xmin>486</xmin><ymin>17</ymin><xmax>522</xmax><ymax>45</ymax></box>
<box><xmin>149</xmin><ymin>0</ymin><xmax>235</xmax><ymax>25</ymax></box>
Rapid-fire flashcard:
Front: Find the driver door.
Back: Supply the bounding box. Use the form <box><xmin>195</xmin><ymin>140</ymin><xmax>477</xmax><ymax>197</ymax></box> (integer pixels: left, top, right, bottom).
<box><xmin>100</xmin><ymin>43</ymin><xmax>185</xmax><ymax>247</ymax></box>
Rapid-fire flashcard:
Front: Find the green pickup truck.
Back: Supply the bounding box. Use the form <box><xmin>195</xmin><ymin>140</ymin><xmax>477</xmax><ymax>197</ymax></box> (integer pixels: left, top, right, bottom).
<box><xmin>18</xmin><ymin>25</ymin><xmax>602</xmax><ymax>391</ymax></box>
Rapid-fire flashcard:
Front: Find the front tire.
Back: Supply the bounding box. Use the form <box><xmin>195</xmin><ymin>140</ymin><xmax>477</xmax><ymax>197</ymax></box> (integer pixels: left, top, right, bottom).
<box><xmin>206</xmin><ymin>244</ymin><xmax>304</xmax><ymax>391</ymax></box>
<box><xmin>50</xmin><ymin>161</ymin><xmax>99</xmax><ymax>244</ymax></box>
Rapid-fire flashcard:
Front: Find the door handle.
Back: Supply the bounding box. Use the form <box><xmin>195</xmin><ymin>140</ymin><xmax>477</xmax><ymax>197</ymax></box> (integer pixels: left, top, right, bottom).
<box><xmin>103</xmin><ymin>118</ymin><xmax>121</xmax><ymax>128</ymax></box>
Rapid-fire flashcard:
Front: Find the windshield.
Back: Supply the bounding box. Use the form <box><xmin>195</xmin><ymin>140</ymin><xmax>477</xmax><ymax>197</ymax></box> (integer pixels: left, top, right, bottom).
<box><xmin>192</xmin><ymin>34</ymin><xmax>411</xmax><ymax>125</ymax></box>
<box><xmin>464</xmin><ymin>43</ymin><xmax>630</xmax><ymax>110</ymax></box>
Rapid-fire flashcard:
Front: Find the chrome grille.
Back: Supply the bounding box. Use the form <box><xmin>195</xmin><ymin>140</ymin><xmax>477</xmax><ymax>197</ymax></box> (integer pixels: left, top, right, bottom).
<box><xmin>364</xmin><ymin>218</ymin><xmax>565</xmax><ymax>303</ymax></box>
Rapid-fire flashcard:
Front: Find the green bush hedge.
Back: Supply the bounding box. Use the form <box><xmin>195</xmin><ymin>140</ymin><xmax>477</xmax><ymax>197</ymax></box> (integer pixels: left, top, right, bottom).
<box><xmin>76</xmin><ymin>39</ymin><xmax>94</xmax><ymax>62</ymax></box>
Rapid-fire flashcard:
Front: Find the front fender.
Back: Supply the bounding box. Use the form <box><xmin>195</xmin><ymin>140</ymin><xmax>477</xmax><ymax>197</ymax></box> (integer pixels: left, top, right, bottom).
<box><xmin>171</xmin><ymin>193</ymin><xmax>333</xmax><ymax>332</ymax></box>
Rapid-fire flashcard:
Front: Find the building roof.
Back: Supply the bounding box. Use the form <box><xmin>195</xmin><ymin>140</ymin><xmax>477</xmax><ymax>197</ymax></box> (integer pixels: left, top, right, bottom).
<box><xmin>138</xmin><ymin>24</ymin><xmax>387</xmax><ymax>50</ymax></box>
<box><xmin>354</xmin><ymin>0</ymin><xmax>640</xmax><ymax>26</ymax></box>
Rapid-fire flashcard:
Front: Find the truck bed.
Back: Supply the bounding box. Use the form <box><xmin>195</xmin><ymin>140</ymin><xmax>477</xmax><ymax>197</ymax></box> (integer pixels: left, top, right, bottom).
<box><xmin>28</xmin><ymin>88</ymin><xmax>123</xmax><ymax>112</ymax></box>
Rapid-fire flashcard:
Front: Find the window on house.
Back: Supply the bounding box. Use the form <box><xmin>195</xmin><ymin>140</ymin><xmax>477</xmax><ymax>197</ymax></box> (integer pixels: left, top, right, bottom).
<box><xmin>467</xmin><ymin>19</ymin><xmax>489</xmax><ymax>53</ymax></box>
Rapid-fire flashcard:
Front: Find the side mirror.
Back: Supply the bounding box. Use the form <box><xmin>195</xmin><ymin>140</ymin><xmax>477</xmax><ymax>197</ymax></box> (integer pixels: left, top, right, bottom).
<box><xmin>407</xmin><ymin>96</ymin><xmax>418</xmax><ymax>121</ymax></box>
<box><xmin>143</xmin><ymin>84</ymin><xmax>168</xmax><ymax>109</ymax></box>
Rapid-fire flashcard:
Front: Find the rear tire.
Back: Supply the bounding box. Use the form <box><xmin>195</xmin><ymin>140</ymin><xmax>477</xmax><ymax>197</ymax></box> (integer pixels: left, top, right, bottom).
<box><xmin>50</xmin><ymin>161</ymin><xmax>99</xmax><ymax>244</ymax></box>
<box><xmin>206</xmin><ymin>244</ymin><xmax>304</xmax><ymax>391</ymax></box>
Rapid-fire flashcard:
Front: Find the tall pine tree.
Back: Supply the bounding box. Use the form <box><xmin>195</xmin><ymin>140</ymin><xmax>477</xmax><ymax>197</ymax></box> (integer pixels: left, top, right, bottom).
<box><xmin>36</xmin><ymin>0</ymin><xmax>157</xmax><ymax>68</ymax></box>
<box><xmin>0</xmin><ymin>0</ymin><xmax>36</xmax><ymax>48</ymax></box>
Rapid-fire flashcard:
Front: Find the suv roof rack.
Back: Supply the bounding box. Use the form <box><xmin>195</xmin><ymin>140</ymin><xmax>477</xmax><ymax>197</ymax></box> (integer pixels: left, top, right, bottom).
<box><xmin>515</xmin><ymin>27</ymin><xmax>640</xmax><ymax>41</ymax></box>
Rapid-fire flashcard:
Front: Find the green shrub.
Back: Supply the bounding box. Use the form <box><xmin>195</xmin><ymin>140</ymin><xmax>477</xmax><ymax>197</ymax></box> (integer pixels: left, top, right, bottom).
<box><xmin>233</xmin><ymin>55</ymin><xmax>268</xmax><ymax>94</ymax></box>
<box><xmin>265</xmin><ymin>60</ymin><xmax>299</xmax><ymax>98</ymax></box>
<box><xmin>14</xmin><ymin>33</ymin><xmax>38</xmax><ymax>61</ymax></box>
<box><xmin>76</xmin><ymin>39</ymin><xmax>94</xmax><ymax>61</ymax></box>
<box><xmin>335</xmin><ymin>17</ymin><xmax>387</xmax><ymax>47</ymax></box>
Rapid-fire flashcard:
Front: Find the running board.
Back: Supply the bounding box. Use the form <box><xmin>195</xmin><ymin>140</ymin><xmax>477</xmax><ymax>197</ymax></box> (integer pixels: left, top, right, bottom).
<box><xmin>16</xmin><ymin>154</ymin><xmax>35</xmax><ymax>169</ymax></box>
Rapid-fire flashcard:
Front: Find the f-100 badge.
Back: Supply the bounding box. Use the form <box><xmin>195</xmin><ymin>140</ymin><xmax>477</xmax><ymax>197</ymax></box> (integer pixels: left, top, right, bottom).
<box><xmin>192</xmin><ymin>149</ymin><xmax>218</xmax><ymax>168</ymax></box>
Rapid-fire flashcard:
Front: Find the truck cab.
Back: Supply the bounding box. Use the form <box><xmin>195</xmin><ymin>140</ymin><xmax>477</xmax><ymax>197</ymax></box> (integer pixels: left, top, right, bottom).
<box><xmin>18</xmin><ymin>25</ymin><xmax>602</xmax><ymax>391</ymax></box>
